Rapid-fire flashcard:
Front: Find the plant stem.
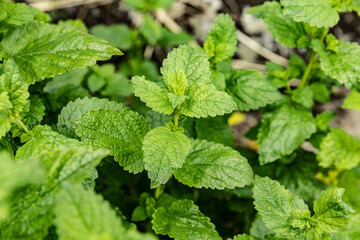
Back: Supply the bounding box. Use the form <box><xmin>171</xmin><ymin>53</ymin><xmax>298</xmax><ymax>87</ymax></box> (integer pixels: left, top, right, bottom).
<box><xmin>299</xmin><ymin>50</ymin><xmax>317</xmax><ymax>88</ymax></box>
<box><xmin>155</xmin><ymin>185</ymin><xmax>164</xmax><ymax>199</ymax></box>
<box><xmin>15</xmin><ymin>118</ymin><xmax>32</xmax><ymax>136</ymax></box>
<box><xmin>173</xmin><ymin>109</ymin><xmax>181</xmax><ymax>129</ymax></box>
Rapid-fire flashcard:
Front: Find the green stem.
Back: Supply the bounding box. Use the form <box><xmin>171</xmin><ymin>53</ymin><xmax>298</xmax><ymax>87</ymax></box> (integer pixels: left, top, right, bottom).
<box><xmin>155</xmin><ymin>185</ymin><xmax>164</xmax><ymax>199</ymax></box>
<box><xmin>299</xmin><ymin>51</ymin><xmax>317</xmax><ymax>88</ymax></box>
<box><xmin>15</xmin><ymin>117</ymin><xmax>32</xmax><ymax>136</ymax></box>
<box><xmin>173</xmin><ymin>109</ymin><xmax>181</xmax><ymax>128</ymax></box>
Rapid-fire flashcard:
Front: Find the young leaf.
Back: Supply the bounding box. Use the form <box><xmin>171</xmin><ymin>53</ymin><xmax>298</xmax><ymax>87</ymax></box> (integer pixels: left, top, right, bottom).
<box><xmin>152</xmin><ymin>199</ymin><xmax>222</xmax><ymax>240</ymax></box>
<box><xmin>130</xmin><ymin>76</ymin><xmax>174</xmax><ymax>115</ymax></box>
<box><xmin>258</xmin><ymin>104</ymin><xmax>316</xmax><ymax>165</ymax></box>
<box><xmin>248</xmin><ymin>2</ymin><xmax>308</xmax><ymax>48</ymax></box>
<box><xmin>253</xmin><ymin>176</ymin><xmax>309</xmax><ymax>238</ymax></box>
<box><xmin>343</xmin><ymin>90</ymin><xmax>360</xmax><ymax>110</ymax></box>
<box><xmin>317</xmin><ymin>128</ymin><xmax>360</xmax><ymax>170</ymax></box>
<box><xmin>75</xmin><ymin>109</ymin><xmax>151</xmax><ymax>174</ymax></box>
<box><xmin>164</xmin><ymin>68</ymin><xmax>188</xmax><ymax>96</ymax></box>
<box><xmin>204</xmin><ymin>14</ymin><xmax>237</xmax><ymax>63</ymax></box>
<box><xmin>291</xmin><ymin>87</ymin><xmax>314</xmax><ymax>108</ymax></box>
<box><xmin>55</xmin><ymin>184</ymin><xmax>157</xmax><ymax>240</ymax></box>
<box><xmin>226</xmin><ymin>70</ymin><xmax>283</xmax><ymax>111</ymax></box>
<box><xmin>173</xmin><ymin>139</ymin><xmax>253</xmax><ymax>189</ymax></box>
<box><xmin>161</xmin><ymin>45</ymin><xmax>211</xmax><ymax>86</ymax></box>
<box><xmin>57</xmin><ymin>97</ymin><xmax>124</xmax><ymax>138</ymax></box>
<box><xmin>181</xmin><ymin>83</ymin><xmax>236</xmax><ymax>118</ymax></box>
<box><xmin>280</xmin><ymin>0</ymin><xmax>339</xmax><ymax>28</ymax></box>
<box><xmin>1</xmin><ymin>22</ymin><xmax>122</xmax><ymax>84</ymax></box>
<box><xmin>0</xmin><ymin>92</ymin><xmax>12</xmax><ymax>138</ymax></box>
<box><xmin>142</xmin><ymin>126</ymin><xmax>191</xmax><ymax>188</ymax></box>
<box><xmin>314</xmin><ymin>39</ymin><xmax>360</xmax><ymax>88</ymax></box>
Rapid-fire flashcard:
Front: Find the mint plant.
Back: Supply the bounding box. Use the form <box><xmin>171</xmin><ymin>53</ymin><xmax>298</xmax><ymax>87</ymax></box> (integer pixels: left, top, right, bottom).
<box><xmin>0</xmin><ymin>0</ymin><xmax>359</xmax><ymax>239</ymax></box>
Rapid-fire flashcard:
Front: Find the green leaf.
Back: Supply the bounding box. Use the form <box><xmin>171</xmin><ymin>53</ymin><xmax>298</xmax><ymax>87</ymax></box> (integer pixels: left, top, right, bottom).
<box><xmin>1</xmin><ymin>146</ymin><xmax>108</xmax><ymax>240</ymax></box>
<box><xmin>291</xmin><ymin>87</ymin><xmax>314</xmax><ymax>108</ymax></box>
<box><xmin>173</xmin><ymin>139</ymin><xmax>253</xmax><ymax>189</ymax></box>
<box><xmin>140</xmin><ymin>16</ymin><xmax>163</xmax><ymax>45</ymax></box>
<box><xmin>249</xmin><ymin>2</ymin><xmax>308</xmax><ymax>48</ymax></box>
<box><xmin>167</xmin><ymin>93</ymin><xmax>188</xmax><ymax>108</ymax></box>
<box><xmin>313</xmin><ymin>186</ymin><xmax>355</xmax><ymax>232</ymax></box>
<box><xmin>130</xmin><ymin>76</ymin><xmax>174</xmax><ymax>115</ymax></box>
<box><xmin>181</xmin><ymin>83</ymin><xmax>236</xmax><ymax>118</ymax></box>
<box><xmin>0</xmin><ymin>58</ymin><xmax>29</xmax><ymax>117</ymax></box>
<box><xmin>57</xmin><ymin>19</ymin><xmax>88</xmax><ymax>33</ymax></box>
<box><xmin>0</xmin><ymin>0</ymin><xmax>37</xmax><ymax>26</ymax></box>
<box><xmin>0</xmin><ymin>92</ymin><xmax>12</xmax><ymax>138</ymax></box>
<box><xmin>152</xmin><ymin>199</ymin><xmax>221</xmax><ymax>240</ymax></box>
<box><xmin>315</xmin><ymin>112</ymin><xmax>335</xmax><ymax>132</ymax></box>
<box><xmin>332</xmin><ymin>214</ymin><xmax>360</xmax><ymax>240</ymax></box>
<box><xmin>253</xmin><ymin>176</ymin><xmax>309</xmax><ymax>238</ymax></box>
<box><xmin>22</xmin><ymin>95</ymin><xmax>45</xmax><ymax>129</ymax></box>
<box><xmin>157</xmin><ymin>28</ymin><xmax>193</xmax><ymax>47</ymax></box>
<box><xmin>309</xmin><ymin>82</ymin><xmax>331</xmax><ymax>103</ymax></box>
<box><xmin>281</xmin><ymin>0</ymin><xmax>339</xmax><ymax>28</ymax></box>
<box><xmin>142</xmin><ymin>126</ymin><xmax>191</xmax><ymax>188</ymax></box>
<box><xmin>161</xmin><ymin>45</ymin><xmax>211</xmax><ymax>86</ymax></box>
<box><xmin>75</xmin><ymin>109</ymin><xmax>151</xmax><ymax>174</ymax></box>
<box><xmin>90</xmin><ymin>24</ymin><xmax>132</xmax><ymax>50</ymax></box>
<box><xmin>125</xmin><ymin>0</ymin><xmax>173</xmax><ymax>10</ymax></box>
<box><xmin>226</xmin><ymin>70</ymin><xmax>283</xmax><ymax>111</ymax></box>
<box><xmin>1</xmin><ymin>22</ymin><xmax>122</xmax><ymax>84</ymax></box>
<box><xmin>315</xmin><ymin>39</ymin><xmax>360</xmax><ymax>88</ymax></box>
<box><xmin>164</xmin><ymin>68</ymin><xmax>188</xmax><ymax>96</ymax></box>
<box><xmin>131</xmin><ymin>193</ymin><xmax>156</xmax><ymax>222</ymax></box>
<box><xmin>195</xmin><ymin>116</ymin><xmax>234</xmax><ymax>147</ymax></box>
<box><xmin>58</xmin><ymin>97</ymin><xmax>124</xmax><ymax>138</ymax></box>
<box><xmin>87</xmin><ymin>74</ymin><xmax>105</xmax><ymax>93</ymax></box>
<box><xmin>258</xmin><ymin>104</ymin><xmax>316</xmax><ymax>165</ymax></box>
<box><xmin>343</xmin><ymin>90</ymin><xmax>360</xmax><ymax>110</ymax></box>
<box><xmin>0</xmin><ymin>151</ymin><xmax>44</xmax><ymax>221</ymax></box>
<box><xmin>204</xmin><ymin>14</ymin><xmax>237</xmax><ymax>63</ymax></box>
<box><xmin>317</xmin><ymin>128</ymin><xmax>360</xmax><ymax>169</ymax></box>
<box><xmin>55</xmin><ymin>184</ymin><xmax>157</xmax><ymax>240</ymax></box>
<box><xmin>231</xmin><ymin>234</ymin><xmax>257</xmax><ymax>240</ymax></box>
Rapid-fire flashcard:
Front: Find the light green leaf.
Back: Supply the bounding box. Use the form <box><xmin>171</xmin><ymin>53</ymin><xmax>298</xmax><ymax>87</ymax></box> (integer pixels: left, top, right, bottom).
<box><xmin>173</xmin><ymin>139</ymin><xmax>253</xmax><ymax>189</ymax></box>
<box><xmin>195</xmin><ymin>116</ymin><xmax>234</xmax><ymax>147</ymax></box>
<box><xmin>181</xmin><ymin>83</ymin><xmax>236</xmax><ymax>118</ymax></box>
<box><xmin>315</xmin><ymin>39</ymin><xmax>360</xmax><ymax>88</ymax></box>
<box><xmin>91</xmin><ymin>24</ymin><xmax>132</xmax><ymax>49</ymax></box>
<box><xmin>58</xmin><ymin>97</ymin><xmax>124</xmax><ymax>138</ymax></box>
<box><xmin>1</xmin><ymin>22</ymin><xmax>122</xmax><ymax>84</ymax></box>
<box><xmin>291</xmin><ymin>87</ymin><xmax>314</xmax><ymax>108</ymax></box>
<box><xmin>0</xmin><ymin>58</ymin><xmax>29</xmax><ymax>117</ymax></box>
<box><xmin>281</xmin><ymin>0</ymin><xmax>339</xmax><ymax>28</ymax></box>
<box><xmin>313</xmin><ymin>186</ymin><xmax>355</xmax><ymax>233</ymax></box>
<box><xmin>249</xmin><ymin>2</ymin><xmax>308</xmax><ymax>48</ymax></box>
<box><xmin>0</xmin><ymin>92</ymin><xmax>12</xmax><ymax>138</ymax></box>
<box><xmin>55</xmin><ymin>184</ymin><xmax>157</xmax><ymax>240</ymax></box>
<box><xmin>317</xmin><ymin>128</ymin><xmax>360</xmax><ymax>169</ymax></box>
<box><xmin>258</xmin><ymin>104</ymin><xmax>316</xmax><ymax>165</ymax></box>
<box><xmin>0</xmin><ymin>0</ymin><xmax>37</xmax><ymax>26</ymax></box>
<box><xmin>204</xmin><ymin>14</ymin><xmax>237</xmax><ymax>63</ymax></box>
<box><xmin>332</xmin><ymin>214</ymin><xmax>360</xmax><ymax>240</ymax></box>
<box><xmin>167</xmin><ymin>93</ymin><xmax>188</xmax><ymax>108</ymax></box>
<box><xmin>130</xmin><ymin>76</ymin><xmax>174</xmax><ymax>115</ymax></box>
<box><xmin>0</xmin><ymin>151</ymin><xmax>44</xmax><ymax>221</ymax></box>
<box><xmin>315</xmin><ymin>111</ymin><xmax>335</xmax><ymax>132</ymax></box>
<box><xmin>343</xmin><ymin>90</ymin><xmax>360</xmax><ymax>110</ymax></box>
<box><xmin>143</xmin><ymin>126</ymin><xmax>191</xmax><ymax>188</ymax></box>
<box><xmin>140</xmin><ymin>16</ymin><xmax>163</xmax><ymax>45</ymax></box>
<box><xmin>231</xmin><ymin>234</ymin><xmax>257</xmax><ymax>240</ymax></box>
<box><xmin>253</xmin><ymin>176</ymin><xmax>309</xmax><ymax>238</ymax></box>
<box><xmin>57</xmin><ymin>19</ymin><xmax>88</xmax><ymax>33</ymax></box>
<box><xmin>157</xmin><ymin>28</ymin><xmax>193</xmax><ymax>47</ymax></box>
<box><xmin>75</xmin><ymin>109</ymin><xmax>151</xmax><ymax>174</ymax></box>
<box><xmin>164</xmin><ymin>68</ymin><xmax>188</xmax><ymax>96</ymax></box>
<box><xmin>226</xmin><ymin>70</ymin><xmax>283</xmax><ymax>111</ymax></box>
<box><xmin>161</xmin><ymin>45</ymin><xmax>211</xmax><ymax>86</ymax></box>
<box><xmin>152</xmin><ymin>199</ymin><xmax>221</xmax><ymax>240</ymax></box>
<box><xmin>1</xmin><ymin>146</ymin><xmax>108</xmax><ymax>240</ymax></box>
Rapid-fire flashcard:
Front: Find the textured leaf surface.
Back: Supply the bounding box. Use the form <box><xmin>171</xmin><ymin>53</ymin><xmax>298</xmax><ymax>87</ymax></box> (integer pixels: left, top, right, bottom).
<box><xmin>281</xmin><ymin>0</ymin><xmax>339</xmax><ymax>28</ymax></box>
<box><xmin>75</xmin><ymin>109</ymin><xmax>151</xmax><ymax>173</ymax></box>
<box><xmin>143</xmin><ymin>126</ymin><xmax>191</xmax><ymax>188</ymax></box>
<box><xmin>0</xmin><ymin>0</ymin><xmax>37</xmax><ymax>25</ymax></box>
<box><xmin>0</xmin><ymin>92</ymin><xmax>11</xmax><ymax>138</ymax></box>
<box><xmin>313</xmin><ymin>187</ymin><xmax>355</xmax><ymax>233</ymax></box>
<box><xmin>249</xmin><ymin>2</ymin><xmax>307</xmax><ymax>48</ymax></box>
<box><xmin>55</xmin><ymin>184</ymin><xmax>157</xmax><ymax>240</ymax></box>
<box><xmin>181</xmin><ymin>83</ymin><xmax>236</xmax><ymax>118</ymax></box>
<box><xmin>253</xmin><ymin>176</ymin><xmax>309</xmax><ymax>237</ymax></box>
<box><xmin>22</xmin><ymin>95</ymin><xmax>45</xmax><ymax>128</ymax></box>
<box><xmin>173</xmin><ymin>139</ymin><xmax>253</xmax><ymax>189</ymax></box>
<box><xmin>58</xmin><ymin>97</ymin><xmax>124</xmax><ymax>138</ymax></box>
<box><xmin>317</xmin><ymin>128</ymin><xmax>360</xmax><ymax>170</ymax></box>
<box><xmin>316</xmin><ymin>40</ymin><xmax>360</xmax><ymax>88</ymax></box>
<box><xmin>152</xmin><ymin>199</ymin><xmax>221</xmax><ymax>240</ymax></box>
<box><xmin>226</xmin><ymin>70</ymin><xmax>282</xmax><ymax>111</ymax></box>
<box><xmin>1</xmin><ymin>22</ymin><xmax>122</xmax><ymax>84</ymax></box>
<box><xmin>130</xmin><ymin>76</ymin><xmax>174</xmax><ymax>115</ymax></box>
<box><xmin>291</xmin><ymin>87</ymin><xmax>314</xmax><ymax>108</ymax></box>
<box><xmin>1</xmin><ymin>146</ymin><xmax>108</xmax><ymax>240</ymax></box>
<box><xmin>161</xmin><ymin>45</ymin><xmax>211</xmax><ymax>86</ymax></box>
<box><xmin>343</xmin><ymin>90</ymin><xmax>360</xmax><ymax>110</ymax></box>
<box><xmin>204</xmin><ymin>14</ymin><xmax>237</xmax><ymax>63</ymax></box>
<box><xmin>258</xmin><ymin>104</ymin><xmax>316</xmax><ymax>165</ymax></box>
